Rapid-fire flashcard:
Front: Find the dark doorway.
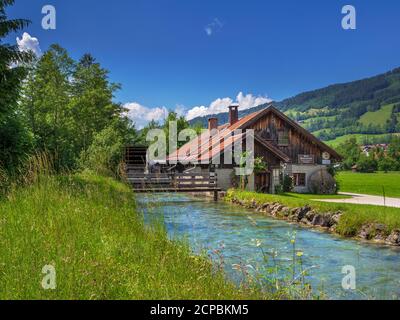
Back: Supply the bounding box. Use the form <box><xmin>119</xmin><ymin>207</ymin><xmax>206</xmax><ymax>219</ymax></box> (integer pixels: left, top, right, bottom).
<box><xmin>255</xmin><ymin>172</ymin><xmax>270</xmax><ymax>193</ymax></box>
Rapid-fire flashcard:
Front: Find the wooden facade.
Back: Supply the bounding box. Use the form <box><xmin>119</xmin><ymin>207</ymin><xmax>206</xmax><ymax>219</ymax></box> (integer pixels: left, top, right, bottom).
<box><xmin>244</xmin><ymin>109</ymin><xmax>340</xmax><ymax>165</ymax></box>
<box><xmin>169</xmin><ymin>104</ymin><xmax>341</xmax><ymax>193</ymax></box>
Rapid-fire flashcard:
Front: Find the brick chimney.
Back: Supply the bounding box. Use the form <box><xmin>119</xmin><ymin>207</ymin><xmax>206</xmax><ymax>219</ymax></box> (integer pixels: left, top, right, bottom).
<box><xmin>208</xmin><ymin>117</ymin><xmax>218</xmax><ymax>131</ymax></box>
<box><xmin>228</xmin><ymin>105</ymin><xmax>239</xmax><ymax>126</ymax></box>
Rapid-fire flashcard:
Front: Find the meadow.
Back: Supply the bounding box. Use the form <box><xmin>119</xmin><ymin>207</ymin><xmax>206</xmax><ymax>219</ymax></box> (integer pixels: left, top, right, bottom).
<box><xmin>337</xmin><ymin>171</ymin><xmax>400</xmax><ymax>198</ymax></box>
<box><xmin>325</xmin><ymin>133</ymin><xmax>400</xmax><ymax>148</ymax></box>
<box><xmin>358</xmin><ymin>104</ymin><xmax>395</xmax><ymax>127</ymax></box>
<box><xmin>0</xmin><ymin>171</ymin><xmax>272</xmax><ymax>300</ymax></box>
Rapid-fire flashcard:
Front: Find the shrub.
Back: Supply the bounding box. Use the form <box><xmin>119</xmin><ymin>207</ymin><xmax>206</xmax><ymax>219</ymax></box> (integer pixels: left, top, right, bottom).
<box><xmin>378</xmin><ymin>157</ymin><xmax>398</xmax><ymax>172</ymax></box>
<box><xmin>79</xmin><ymin>123</ymin><xmax>125</xmax><ymax>177</ymax></box>
<box><xmin>274</xmin><ymin>184</ymin><xmax>284</xmax><ymax>194</ymax></box>
<box><xmin>309</xmin><ymin>169</ymin><xmax>337</xmax><ymax>194</ymax></box>
<box><xmin>356</xmin><ymin>154</ymin><xmax>378</xmax><ymax>173</ymax></box>
<box><xmin>282</xmin><ymin>174</ymin><xmax>293</xmax><ymax>192</ymax></box>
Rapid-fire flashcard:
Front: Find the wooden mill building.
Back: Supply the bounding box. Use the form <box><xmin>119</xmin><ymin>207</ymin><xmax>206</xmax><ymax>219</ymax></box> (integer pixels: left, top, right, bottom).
<box><xmin>168</xmin><ymin>103</ymin><xmax>341</xmax><ymax>193</ymax></box>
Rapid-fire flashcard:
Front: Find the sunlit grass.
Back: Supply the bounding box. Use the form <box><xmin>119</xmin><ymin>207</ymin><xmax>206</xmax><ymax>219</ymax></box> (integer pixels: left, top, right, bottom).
<box><xmin>0</xmin><ymin>172</ymin><xmax>270</xmax><ymax>300</ymax></box>
<box><xmin>337</xmin><ymin>171</ymin><xmax>400</xmax><ymax>198</ymax></box>
<box><xmin>284</xmin><ymin>193</ymin><xmax>351</xmax><ymax>200</ymax></box>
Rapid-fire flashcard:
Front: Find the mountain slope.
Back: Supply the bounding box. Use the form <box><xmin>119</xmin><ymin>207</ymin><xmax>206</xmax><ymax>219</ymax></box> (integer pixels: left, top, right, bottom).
<box><xmin>189</xmin><ymin>67</ymin><xmax>400</xmax><ymax>144</ymax></box>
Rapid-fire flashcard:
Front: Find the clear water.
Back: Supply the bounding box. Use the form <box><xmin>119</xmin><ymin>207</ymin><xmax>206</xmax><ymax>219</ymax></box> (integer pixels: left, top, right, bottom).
<box><xmin>137</xmin><ymin>193</ymin><xmax>400</xmax><ymax>300</ymax></box>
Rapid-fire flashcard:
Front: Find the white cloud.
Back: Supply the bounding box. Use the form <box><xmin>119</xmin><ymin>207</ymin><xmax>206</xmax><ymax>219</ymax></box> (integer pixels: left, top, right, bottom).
<box><xmin>185</xmin><ymin>92</ymin><xmax>272</xmax><ymax>121</ymax></box>
<box><xmin>16</xmin><ymin>32</ymin><xmax>42</xmax><ymax>57</ymax></box>
<box><xmin>174</xmin><ymin>104</ymin><xmax>186</xmax><ymax>118</ymax></box>
<box><xmin>124</xmin><ymin>92</ymin><xmax>272</xmax><ymax>128</ymax></box>
<box><xmin>124</xmin><ymin>102</ymin><xmax>168</xmax><ymax>129</ymax></box>
<box><xmin>204</xmin><ymin>18</ymin><xmax>223</xmax><ymax>36</ymax></box>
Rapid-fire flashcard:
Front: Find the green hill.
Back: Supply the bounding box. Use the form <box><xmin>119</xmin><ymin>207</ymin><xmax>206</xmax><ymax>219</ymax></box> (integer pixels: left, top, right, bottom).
<box><xmin>189</xmin><ymin>67</ymin><xmax>400</xmax><ymax>145</ymax></box>
<box><xmin>359</xmin><ymin>103</ymin><xmax>395</xmax><ymax>127</ymax></box>
<box><xmin>325</xmin><ymin>133</ymin><xmax>400</xmax><ymax>148</ymax></box>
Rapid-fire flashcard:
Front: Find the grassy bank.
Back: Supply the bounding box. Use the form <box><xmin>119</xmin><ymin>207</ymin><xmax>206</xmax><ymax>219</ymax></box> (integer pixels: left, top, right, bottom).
<box><xmin>226</xmin><ymin>189</ymin><xmax>400</xmax><ymax>238</ymax></box>
<box><xmin>0</xmin><ymin>172</ymin><xmax>267</xmax><ymax>300</ymax></box>
<box><xmin>337</xmin><ymin>171</ymin><xmax>400</xmax><ymax>198</ymax></box>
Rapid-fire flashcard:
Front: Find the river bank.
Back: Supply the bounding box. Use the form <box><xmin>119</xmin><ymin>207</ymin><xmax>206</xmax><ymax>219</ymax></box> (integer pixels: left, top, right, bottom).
<box><xmin>137</xmin><ymin>192</ymin><xmax>400</xmax><ymax>300</ymax></box>
<box><xmin>225</xmin><ymin>190</ymin><xmax>400</xmax><ymax>247</ymax></box>
<box><xmin>0</xmin><ymin>172</ymin><xmax>268</xmax><ymax>299</ymax></box>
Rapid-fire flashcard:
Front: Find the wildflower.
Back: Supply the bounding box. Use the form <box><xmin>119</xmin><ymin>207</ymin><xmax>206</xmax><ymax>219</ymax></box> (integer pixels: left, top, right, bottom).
<box><xmin>250</xmin><ymin>239</ymin><xmax>262</xmax><ymax>247</ymax></box>
<box><xmin>271</xmin><ymin>249</ymin><xmax>279</xmax><ymax>258</ymax></box>
<box><xmin>296</xmin><ymin>251</ymin><xmax>304</xmax><ymax>257</ymax></box>
<box><xmin>290</xmin><ymin>239</ymin><xmax>295</xmax><ymax>244</ymax></box>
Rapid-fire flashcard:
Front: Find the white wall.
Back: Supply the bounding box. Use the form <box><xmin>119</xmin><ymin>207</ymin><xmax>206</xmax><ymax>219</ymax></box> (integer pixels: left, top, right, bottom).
<box><xmin>289</xmin><ymin>164</ymin><xmax>328</xmax><ymax>193</ymax></box>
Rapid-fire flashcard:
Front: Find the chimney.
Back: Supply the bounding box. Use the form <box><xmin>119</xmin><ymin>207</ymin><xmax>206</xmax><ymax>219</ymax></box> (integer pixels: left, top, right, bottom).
<box><xmin>228</xmin><ymin>105</ymin><xmax>239</xmax><ymax>126</ymax></box>
<box><xmin>208</xmin><ymin>117</ymin><xmax>218</xmax><ymax>131</ymax></box>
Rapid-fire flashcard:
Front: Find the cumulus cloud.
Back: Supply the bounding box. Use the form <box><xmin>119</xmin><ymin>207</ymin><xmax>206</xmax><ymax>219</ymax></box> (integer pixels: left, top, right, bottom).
<box><xmin>16</xmin><ymin>32</ymin><xmax>42</xmax><ymax>56</ymax></box>
<box><xmin>174</xmin><ymin>104</ymin><xmax>186</xmax><ymax>118</ymax></box>
<box><xmin>185</xmin><ymin>92</ymin><xmax>272</xmax><ymax>121</ymax></box>
<box><xmin>124</xmin><ymin>102</ymin><xmax>168</xmax><ymax>129</ymax></box>
<box><xmin>205</xmin><ymin>18</ymin><xmax>223</xmax><ymax>36</ymax></box>
<box><xmin>124</xmin><ymin>92</ymin><xmax>272</xmax><ymax>128</ymax></box>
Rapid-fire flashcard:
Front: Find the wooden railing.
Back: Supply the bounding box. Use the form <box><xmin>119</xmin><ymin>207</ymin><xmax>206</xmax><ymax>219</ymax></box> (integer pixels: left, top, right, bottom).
<box><xmin>172</xmin><ymin>173</ymin><xmax>217</xmax><ymax>189</ymax></box>
<box><xmin>126</xmin><ymin>172</ymin><xmax>220</xmax><ymax>199</ymax></box>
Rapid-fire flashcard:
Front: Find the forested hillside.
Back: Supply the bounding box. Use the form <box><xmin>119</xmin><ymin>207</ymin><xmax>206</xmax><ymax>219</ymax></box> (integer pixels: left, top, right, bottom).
<box><xmin>190</xmin><ymin>68</ymin><xmax>400</xmax><ymax>144</ymax></box>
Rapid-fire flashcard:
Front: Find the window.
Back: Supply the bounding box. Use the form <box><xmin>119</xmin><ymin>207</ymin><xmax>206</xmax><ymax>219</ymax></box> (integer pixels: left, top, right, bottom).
<box><xmin>293</xmin><ymin>173</ymin><xmax>306</xmax><ymax>187</ymax></box>
<box><xmin>259</xmin><ymin>129</ymin><xmax>272</xmax><ymax>140</ymax></box>
<box><xmin>278</xmin><ymin>130</ymin><xmax>289</xmax><ymax>146</ymax></box>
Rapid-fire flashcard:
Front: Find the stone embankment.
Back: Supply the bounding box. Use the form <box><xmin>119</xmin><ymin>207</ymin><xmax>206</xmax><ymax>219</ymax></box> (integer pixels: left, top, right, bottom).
<box><xmin>228</xmin><ymin>197</ymin><xmax>400</xmax><ymax>247</ymax></box>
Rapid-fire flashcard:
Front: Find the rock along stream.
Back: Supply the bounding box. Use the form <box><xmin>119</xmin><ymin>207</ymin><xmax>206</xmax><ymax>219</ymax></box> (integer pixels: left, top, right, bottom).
<box><xmin>137</xmin><ymin>193</ymin><xmax>400</xmax><ymax>300</ymax></box>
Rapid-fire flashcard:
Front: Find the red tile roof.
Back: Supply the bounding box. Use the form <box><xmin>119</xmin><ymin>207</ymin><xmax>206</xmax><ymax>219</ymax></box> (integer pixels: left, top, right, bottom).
<box><xmin>168</xmin><ymin>104</ymin><xmax>341</xmax><ymax>163</ymax></box>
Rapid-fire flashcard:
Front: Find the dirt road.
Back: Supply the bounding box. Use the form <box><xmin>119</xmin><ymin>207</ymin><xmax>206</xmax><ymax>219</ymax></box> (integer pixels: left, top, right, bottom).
<box><xmin>314</xmin><ymin>192</ymin><xmax>400</xmax><ymax>208</ymax></box>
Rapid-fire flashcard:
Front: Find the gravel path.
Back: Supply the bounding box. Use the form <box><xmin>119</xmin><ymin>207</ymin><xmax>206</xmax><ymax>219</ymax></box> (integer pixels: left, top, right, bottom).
<box><xmin>314</xmin><ymin>192</ymin><xmax>400</xmax><ymax>208</ymax></box>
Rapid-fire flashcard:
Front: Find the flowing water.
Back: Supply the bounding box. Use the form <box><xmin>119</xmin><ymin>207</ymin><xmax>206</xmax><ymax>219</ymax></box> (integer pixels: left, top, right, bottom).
<box><xmin>137</xmin><ymin>193</ymin><xmax>400</xmax><ymax>300</ymax></box>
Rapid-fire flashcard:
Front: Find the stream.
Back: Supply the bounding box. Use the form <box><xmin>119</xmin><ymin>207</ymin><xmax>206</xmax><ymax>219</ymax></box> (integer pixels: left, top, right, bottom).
<box><xmin>137</xmin><ymin>193</ymin><xmax>400</xmax><ymax>300</ymax></box>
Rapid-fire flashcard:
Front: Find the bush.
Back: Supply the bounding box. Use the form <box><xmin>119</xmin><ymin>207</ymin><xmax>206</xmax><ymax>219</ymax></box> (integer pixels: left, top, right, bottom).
<box><xmin>282</xmin><ymin>174</ymin><xmax>293</xmax><ymax>192</ymax></box>
<box><xmin>309</xmin><ymin>169</ymin><xmax>337</xmax><ymax>194</ymax></box>
<box><xmin>79</xmin><ymin>123</ymin><xmax>125</xmax><ymax>177</ymax></box>
<box><xmin>274</xmin><ymin>184</ymin><xmax>284</xmax><ymax>194</ymax></box>
<box><xmin>0</xmin><ymin>114</ymin><xmax>32</xmax><ymax>174</ymax></box>
<box><xmin>356</xmin><ymin>154</ymin><xmax>378</xmax><ymax>173</ymax></box>
<box><xmin>378</xmin><ymin>157</ymin><xmax>398</xmax><ymax>172</ymax></box>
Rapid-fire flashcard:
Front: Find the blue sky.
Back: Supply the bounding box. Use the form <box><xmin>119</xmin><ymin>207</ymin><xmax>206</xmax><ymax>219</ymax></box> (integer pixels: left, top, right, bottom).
<box><xmin>6</xmin><ymin>0</ymin><xmax>400</xmax><ymax>127</ymax></box>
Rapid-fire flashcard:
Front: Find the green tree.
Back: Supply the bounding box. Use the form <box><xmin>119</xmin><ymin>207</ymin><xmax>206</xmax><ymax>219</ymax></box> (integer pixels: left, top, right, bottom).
<box><xmin>20</xmin><ymin>48</ymin><xmax>135</xmax><ymax>170</ymax></box>
<box><xmin>137</xmin><ymin>120</ymin><xmax>161</xmax><ymax>146</ymax></box>
<box><xmin>377</xmin><ymin>157</ymin><xmax>397</xmax><ymax>173</ymax></box>
<box><xmin>163</xmin><ymin>111</ymin><xmax>190</xmax><ymax>153</ymax></box>
<box><xmin>388</xmin><ymin>137</ymin><xmax>400</xmax><ymax>163</ymax></box>
<box><xmin>387</xmin><ymin>112</ymin><xmax>398</xmax><ymax>133</ymax></box>
<box><xmin>20</xmin><ymin>45</ymin><xmax>75</xmax><ymax>169</ymax></box>
<box><xmin>0</xmin><ymin>0</ymin><xmax>33</xmax><ymax>173</ymax></box>
<box><xmin>79</xmin><ymin>119</ymin><xmax>135</xmax><ymax>177</ymax></box>
<box><xmin>70</xmin><ymin>53</ymin><xmax>123</xmax><ymax>154</ymax></box>
<box><xmin>336</xmin><ymin>137</ymin><xmax>361</xmax><ymax>170</ymax></box>
<box><xmin>356</xmin><ymin>154</ymin><xmax>377</xmax><ymax>173</ymax></box>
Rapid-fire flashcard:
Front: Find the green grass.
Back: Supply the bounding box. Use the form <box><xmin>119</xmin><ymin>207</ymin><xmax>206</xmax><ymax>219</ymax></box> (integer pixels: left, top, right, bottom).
<box><xmin>359</xmin><ymin>104</ymin><xmax>394</xmax><ymax>127</ymax></box>
<box><xmin>0</xmin><ymin>172</ymin><xmax>268</xmax><ymax>300</ymax></box>
<box><xmin>337</xmin><ymin>171</ymin><xmax>400</xmax><ymax>198</ymax></box>
<box><xmin>284</xmin><ymin>193</ymin><xmax>351</xmax><ymax>200</ymax></box>
<box><xmin>226</xmin><ymin>189</ymin><xmax>400</xmax><ymax>238</ymax></box>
